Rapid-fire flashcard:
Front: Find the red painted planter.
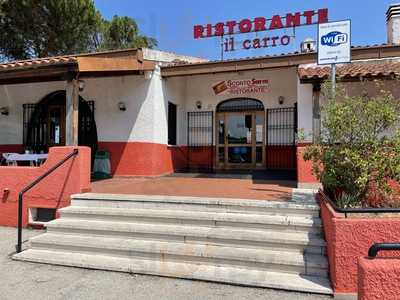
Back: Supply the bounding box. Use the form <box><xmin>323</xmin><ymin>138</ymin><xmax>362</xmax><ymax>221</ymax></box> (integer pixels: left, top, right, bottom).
<box><xmin>0</xmin><ymin>146</ymin><xmax>91</xmax><ymax>227</ymax></box>
<box><xmin>358</xmin><ymin>257</ymin><xmax>400</xmax><ymax>300</ymax></box>
<box><xmin>319</xmin><ymin>193</ymin><xmax>400</xmax><ymax>294</ymax></box>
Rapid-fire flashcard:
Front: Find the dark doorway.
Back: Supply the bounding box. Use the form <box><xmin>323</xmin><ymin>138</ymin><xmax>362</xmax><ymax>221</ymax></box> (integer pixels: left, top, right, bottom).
<box><xmin>168</xmin><ymin>102</ymin><xmax>177</xmax><ymax>146</ymax></box>
<box><xmin>23</xmin><ymin>91</ymin><xmax>98</xmax><ymax>157</ymax></box>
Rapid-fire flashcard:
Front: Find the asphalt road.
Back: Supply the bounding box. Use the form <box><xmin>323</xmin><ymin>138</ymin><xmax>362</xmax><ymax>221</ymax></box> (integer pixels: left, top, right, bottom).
<box><xmin>0</xmin><ymin>227</ymin><xmax>332</xmax><ymax>300</ymax></box>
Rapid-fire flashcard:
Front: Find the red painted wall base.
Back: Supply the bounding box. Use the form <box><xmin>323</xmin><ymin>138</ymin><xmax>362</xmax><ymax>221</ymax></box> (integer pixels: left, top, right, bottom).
<box><xmin>0</xmin><ymin>146</ymin><xmax>91</xmax><ymax>227</ymax></box>
<box><xmin>1</xmin><ymin>142</ymin><xmax>319</xmax><ymax>181</ymax></box>
<box><xmin>0</xmin><ymin>144</ymin><xmax>24</xmax><ymax>156</ymax></box>
<box><xmin>297</xmin><ymin>144</ymin><xmax>320</xmax><ymax>186</ymax></box>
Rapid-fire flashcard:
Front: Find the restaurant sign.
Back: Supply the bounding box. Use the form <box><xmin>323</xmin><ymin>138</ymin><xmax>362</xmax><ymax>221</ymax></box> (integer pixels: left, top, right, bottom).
<box><xmin>194</xmin><ymin>9</ymin><xmax>329</xmax><ymax>53</ymax></box>
<box><xmin>213</xmin><ymin>78</ymin><xmax>270</xmax><ymax>95</ymax></box>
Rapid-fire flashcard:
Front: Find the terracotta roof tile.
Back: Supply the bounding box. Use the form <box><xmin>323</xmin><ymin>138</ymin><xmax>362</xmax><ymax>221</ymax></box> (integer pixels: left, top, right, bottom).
<box><xmin>298</xmin><ymin>61</ymin><xmax>400</xmax><ymax>80</ymax></box>
<box><xmin>0</xmin><ymin>55</ymin><xmax>78</xmax><ymax>71</ymax></box>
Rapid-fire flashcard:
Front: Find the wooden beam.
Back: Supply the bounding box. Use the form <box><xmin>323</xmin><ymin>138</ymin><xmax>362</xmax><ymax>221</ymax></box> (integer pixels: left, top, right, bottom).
<box><xmin>77</xmin><ymin>57</ymin><xmax>155</xmax><ymax>73</ymax></box>
<box><xmin>66</xmin><ymin>77</ymin><xmax>79</xmax><ymax>146</ymax></box>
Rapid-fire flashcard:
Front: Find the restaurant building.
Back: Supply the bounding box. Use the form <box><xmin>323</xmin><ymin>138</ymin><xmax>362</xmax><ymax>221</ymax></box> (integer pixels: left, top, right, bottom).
<box><xmin>1</xmin><ymin>6</ymin><xmax>400</xmax><ymax>189</ymax></box>
<box><xmin>2</xmin><ymin>4</ymin><xmax>400</xmax><ymax>297</ymax></box>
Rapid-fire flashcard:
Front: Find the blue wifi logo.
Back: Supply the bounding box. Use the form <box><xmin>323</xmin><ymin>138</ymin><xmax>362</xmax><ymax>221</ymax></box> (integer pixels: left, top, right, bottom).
<box><xmin>321</xmin><ymin>31</ymin><xmax>348</xmax><ymax>47</ymax></box>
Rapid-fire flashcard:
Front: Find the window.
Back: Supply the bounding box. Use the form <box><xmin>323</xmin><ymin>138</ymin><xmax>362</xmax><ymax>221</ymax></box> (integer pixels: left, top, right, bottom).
<box><xmin>168</xmin><ymin>102</ymin><xmax>177</xmax><ymax>145</ymax></box>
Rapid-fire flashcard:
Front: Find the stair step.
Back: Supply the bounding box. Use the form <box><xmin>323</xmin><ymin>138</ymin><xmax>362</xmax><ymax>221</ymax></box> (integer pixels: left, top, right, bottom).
<box><xmin>71</xmin><ymin>193</ymin><xmax>320</xmax><ymax>217</ymax></box>
<box><xmin>46</xmin><ymin>219</ymin><xmax>326</xmax><ymax>254</ymax></box>
<box><xmin>13</xmin><ymin>249</ymin><xmax>332</xmax><ymax>295</ymax></box>
<box><xmin>60</xmin><ymin>206</ymin><xmax>321</xmax><ymax>232</ymax></box>
<box><xmin>30</xmin><ymin>233</ymin><xmax>328</xmax><ymax>277</ymax></box>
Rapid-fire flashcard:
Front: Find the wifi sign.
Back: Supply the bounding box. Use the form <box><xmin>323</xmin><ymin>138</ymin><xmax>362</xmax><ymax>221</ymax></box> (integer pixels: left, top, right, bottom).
<box><xmin>321</xmin><ymin>31</ymin><xmax>349</xmax><ymax>47</ymax></box>
<box><xmin>318</xmin><ymin>20</ymin><xmax>351</xmax><ymax>65</ymax></box>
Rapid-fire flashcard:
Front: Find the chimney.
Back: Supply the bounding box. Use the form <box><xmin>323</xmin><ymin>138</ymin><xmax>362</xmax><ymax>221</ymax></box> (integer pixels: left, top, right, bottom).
<box><xmin>387</xmin><ymin>4</ymin><xmax>400</xmax><ymax>44</ymax></box>
<box><xmin>300</xmin><ymin>38</ymin><xmax>316</xmax><ymax>53</ymax></box>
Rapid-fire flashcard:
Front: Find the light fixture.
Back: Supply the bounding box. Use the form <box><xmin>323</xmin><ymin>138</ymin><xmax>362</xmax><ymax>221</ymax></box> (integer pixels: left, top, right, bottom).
<box><xmin>78</xmin><ymin>80</ymin><xmax>85</xmax><ymax>92</ymax></box>
<box><xmin>0</xmin><ymin>106</ymin><xmax>9</xmax><ymax>116</ymax></box>
<box><xmin>118</xmin><ymin>102</ymin><xmax>127</xmax><ymax>111</ymax></box>
<box><xmin>144</xmin><ymin>71</ymin><xmax>153</xmax><ymax>80</ymax></box>
<box><xmin>278</xmin><ymin>96</ymin><xmax>285</xmax><ymax>105</ymax></box>
<box><xmin>196</xmin><ymin>101</ymin><xmax>202</xmax><ymax>110</ymax></box>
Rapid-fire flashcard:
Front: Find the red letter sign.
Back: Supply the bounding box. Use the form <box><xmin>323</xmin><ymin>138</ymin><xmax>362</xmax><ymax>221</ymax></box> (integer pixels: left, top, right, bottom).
<box><xmin>193</xmin><ymin>25</ymin><xmax>204</xmax><ymax>39</ymax></box>
<box><xmin>269</xmin><ymin>15</ymin><xmax>283</xmax><ymax>30</ymax></box>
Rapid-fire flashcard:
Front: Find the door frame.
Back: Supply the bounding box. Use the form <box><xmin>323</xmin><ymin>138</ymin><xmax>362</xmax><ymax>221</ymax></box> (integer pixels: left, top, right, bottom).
<box><xmin>215</xmin><ymin>111</ymin><xmax>266</xmax><ymax>170</ymax></box>
<box><xmin>47</xmin><ymin>104</ymin><xmax>66</xmax><ymax>147</ymax></box>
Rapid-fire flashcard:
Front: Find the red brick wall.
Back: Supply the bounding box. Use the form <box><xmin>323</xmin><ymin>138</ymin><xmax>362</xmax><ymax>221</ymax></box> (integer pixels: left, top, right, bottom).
<box><xmin>319</xmin><ymin>196</ymin><xmax>400</xmax><ymax>294</ymax></box>
<box><xmin>358</xmin><ymin>257</ymin><xmax>400</xmax><ymax>300</ymax></box>
<box><xmin>0</xmin><ymin>146</ymin><xmax>91</xmax><ymax>227</ymax></box>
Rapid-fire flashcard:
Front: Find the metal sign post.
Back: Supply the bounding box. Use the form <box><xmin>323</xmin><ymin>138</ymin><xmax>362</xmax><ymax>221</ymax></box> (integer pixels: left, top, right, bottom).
<box><xmin>331</xmin><ymin>63</ymin><xmax>336</xmax><ymax>98</ymax></box>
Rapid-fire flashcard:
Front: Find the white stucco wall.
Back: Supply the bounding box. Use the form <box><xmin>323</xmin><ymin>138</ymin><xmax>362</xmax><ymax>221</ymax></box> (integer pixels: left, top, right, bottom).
<box><xmin>296</xmin><ymin>81</ymin><xmax>314</xmax><ymax>143</ymax></box>
<box><xmin>81</xmin><ymin>68</ymin><xmax>167</xmax><ymax>144</ymax></box>
<box><xmin>0</xmin><ymin>81</ymin><xmax>65</xmax><ymax>145</ymax></box>
<box><xmin>163</xmin><ymin>76</ymin><xmax>187</xmax><ymax>145</ymax></box>
<box><xmin>0</xmin><ymin>69</ymin><xmax>169</xmax><ymax>146</ymax></box>
<box><xmin>0</xmin><ymin>65</ymin><xmax>313</xmax><ymax>148</ymax></box>
<box><xmin>165</xmin><ymin>67</ymin><xmax>299</xmax><ymax>145</ymax></box>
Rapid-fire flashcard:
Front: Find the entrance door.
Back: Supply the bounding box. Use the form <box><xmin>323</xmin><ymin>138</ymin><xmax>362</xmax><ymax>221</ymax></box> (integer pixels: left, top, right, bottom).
<box><xmin>216</xmin><ymin>111</ymin><xmax>265</xmax><ymax>170</ymax></box>
<box><xmin>47</xmin><ymin>105</ymin><xmax>66</xmax><ymax>147</ymax></box>
<box><xmin>24</xmin><ymin>91</ymin><xmax>98</xmax><ymax>155</ymax></box>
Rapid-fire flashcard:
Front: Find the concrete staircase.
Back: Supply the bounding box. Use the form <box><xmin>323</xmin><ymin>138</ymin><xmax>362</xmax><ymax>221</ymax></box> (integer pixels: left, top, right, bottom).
<box><xmin>14</xmin><ymin>192</ymin><xmax>332</xmax><ymax>295</ymax></box>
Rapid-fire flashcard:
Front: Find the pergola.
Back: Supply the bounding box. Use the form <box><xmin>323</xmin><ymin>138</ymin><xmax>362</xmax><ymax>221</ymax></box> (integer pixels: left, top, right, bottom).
<box><xmin>0</xmin><ymin>48</ymin><xmax>155</xmax><ymax>146</ymax></box>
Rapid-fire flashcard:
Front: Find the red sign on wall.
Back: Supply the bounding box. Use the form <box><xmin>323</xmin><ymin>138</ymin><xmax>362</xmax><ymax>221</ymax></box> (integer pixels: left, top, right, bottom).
<box><xmin>213</xmin><ymin>79</ymin><xmax>270</xmax><ymax>95</ymax></box>
<box><xmin>194</xmin><ymin>9</ymin><xmax>329</xmax><ymax>53</ymax></box>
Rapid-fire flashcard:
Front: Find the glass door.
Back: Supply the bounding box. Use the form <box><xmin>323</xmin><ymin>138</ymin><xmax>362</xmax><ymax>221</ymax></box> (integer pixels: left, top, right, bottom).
<box><xmin>47</xmin><ymin>105</ymin><xmax>66</xmax><ymax>147</ymax></box>
<box><xmin>216</xmin><ymin>111</ymin><xmax>265</xmax><ymax>170</ymax></box>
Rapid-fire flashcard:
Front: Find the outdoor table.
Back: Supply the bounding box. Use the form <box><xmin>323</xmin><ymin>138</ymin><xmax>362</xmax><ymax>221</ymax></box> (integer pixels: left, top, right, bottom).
<box><xmin>4</xmin><ymin>153</ymin><xmax>48</xmax><ymax>166</ymax></box>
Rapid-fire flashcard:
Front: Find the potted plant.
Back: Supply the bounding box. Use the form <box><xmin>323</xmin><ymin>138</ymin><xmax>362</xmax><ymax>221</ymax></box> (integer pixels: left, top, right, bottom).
<box><xmin>303</xmin><ymin>81</ymin><xmax>400</xmax><ymax>208</ymax></box>
<box><xmin>301</xmin><ymin>81</ymin><xmax>400</xmax><ymax>295</ymax></box>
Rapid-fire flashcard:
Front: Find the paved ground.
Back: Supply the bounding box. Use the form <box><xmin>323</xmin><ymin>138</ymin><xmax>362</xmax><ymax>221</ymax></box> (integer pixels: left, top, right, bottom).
<box><xmin>0</xmin><ymin>227</ymin><xmax>331</xmax><ymax>300</ymax></box>
<box><xmin>91</xmin><ymin>174</ymin><xmax>295</xmax><ymax>201</ymax></box>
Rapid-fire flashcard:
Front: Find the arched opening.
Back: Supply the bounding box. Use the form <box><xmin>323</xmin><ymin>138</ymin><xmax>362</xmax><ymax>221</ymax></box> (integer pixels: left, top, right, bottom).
<box><xmin>24</xmin><ymin>91</ymin><xmax>98</xmax><ymax>158</ymax></box>
<box><xmin>216</xmin><ymin>98</ymin><xmax>265</xmax><ymax>170</ymax></box>
<box><xmin>216</xmin><ymin>98</ymin><xmax>264</xmax><ymax>112</ymax></box>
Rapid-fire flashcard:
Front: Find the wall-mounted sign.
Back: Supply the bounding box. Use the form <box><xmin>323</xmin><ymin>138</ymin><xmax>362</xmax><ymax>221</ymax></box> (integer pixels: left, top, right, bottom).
<box><xmin>194</xmin><ymin>9</ymin><xmax>329</xmax><ymax>54</ymax></box>
<box><xmin>213</xmin><ymin>79</ymin><xmax>270</xmax><ymax>95</ymax></box>
<box><xmin>318</xmin><ymin>20</ymin><xmax>351</xmax><ymax>65</ymax></box>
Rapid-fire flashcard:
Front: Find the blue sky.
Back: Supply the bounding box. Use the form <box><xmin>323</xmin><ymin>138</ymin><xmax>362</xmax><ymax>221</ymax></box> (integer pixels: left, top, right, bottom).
<box><xmin>94</xmin><ymin>0</ymin><xmax>395</xmax><ymax>60</ymax></box>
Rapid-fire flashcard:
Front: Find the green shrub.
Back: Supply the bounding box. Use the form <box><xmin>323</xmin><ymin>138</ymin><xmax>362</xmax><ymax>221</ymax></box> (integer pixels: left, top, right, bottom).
<box><xmin>303</xmin><ymin>81</ymin><xmax>400</xmax><ymax>208</ymax></box>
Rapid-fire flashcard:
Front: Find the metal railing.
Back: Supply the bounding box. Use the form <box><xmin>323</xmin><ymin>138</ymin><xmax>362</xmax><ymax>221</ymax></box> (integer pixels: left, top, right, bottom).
<box><xmin>319</xmin><ymin>189</ymin><xmax>400</xmax><ymax>218</ymax></box>
<box><xmin>368</xmin><ymin>243</ymin><xmax>400</xmax><ymax>258</ymax></box>
<box><xmin>16</xmin><ymin>149</ymin><xmax>79</xmax><ymax>253</ymax></box>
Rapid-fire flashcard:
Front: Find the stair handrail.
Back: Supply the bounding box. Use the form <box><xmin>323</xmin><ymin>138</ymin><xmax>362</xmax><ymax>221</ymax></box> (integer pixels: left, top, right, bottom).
<box><xmin>368</xmin><ymin>243</ymin><xmax>400</xmax><ymax>258</ymax></box>
<box><xmin>16</xmin><ymin>148</ymin><xmax>79</xmax><ymax>253</ymax></box>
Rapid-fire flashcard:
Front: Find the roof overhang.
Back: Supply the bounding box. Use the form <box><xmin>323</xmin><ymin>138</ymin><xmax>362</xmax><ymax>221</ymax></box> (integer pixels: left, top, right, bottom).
<box><xmin>298</xmin><ymin>59</ymin><xmax>400</xmax><ymax>84</ymax></box>
<box><xmin>161</xmin><ymin>45</ymin><xmax>400</xmax><ymax>77</ymax></box>
<box><xmin>0</xmin><ymin>49</ymin><xmax>156</xmax><ymax>85</ymax></box>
